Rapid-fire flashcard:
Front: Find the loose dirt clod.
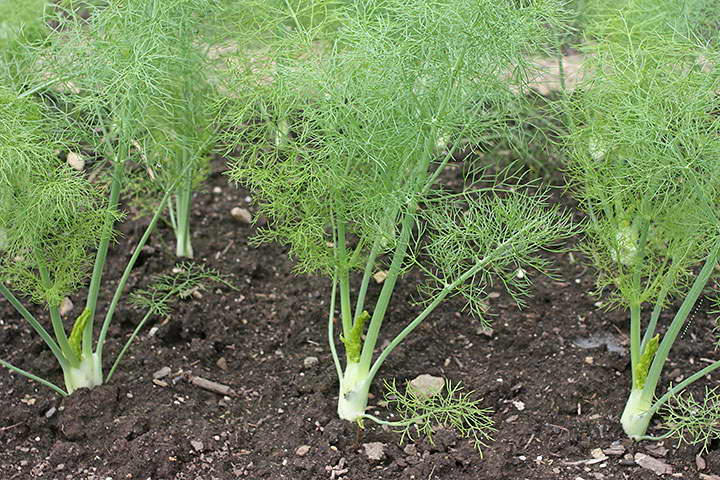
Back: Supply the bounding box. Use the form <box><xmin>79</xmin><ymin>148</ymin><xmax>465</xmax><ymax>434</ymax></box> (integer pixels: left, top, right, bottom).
<box><xmin>295</xmin><ymin>445</ymin><xmax>311</xmax><ymax>457</ymax></box>
<box><xmin>303</xmin><ymin>356</ymin><xmax>319</xmax><ymax>369</ymax></box>
<box><xmin>362</xmin><ymin>442</ymin><xmax>385</xmax><ymax>461</ymax></box>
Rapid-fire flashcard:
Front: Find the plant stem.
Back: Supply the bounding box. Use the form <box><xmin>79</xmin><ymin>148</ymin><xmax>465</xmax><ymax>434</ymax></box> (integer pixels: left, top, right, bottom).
<box><xmin>368</xmin><ymin>251</ymin><xmax>493</xmax><ymax>381</ymax></box>
<box><xmin>630</xmin><ymin>301</ymin><xmax>641</xmax><ymax>383</ymax></box>
<box><xmin>641</xmin><ymin>239</ymin><xmax>720</xmax><ymax>404</ymax></box>
<box><xmin>84</xmin><ymin>155</ymin><xmax>125</xmax><ymax>357</ymax></box>
<box><xmin>37</xmin><ymin>264</ymin><xmax>76</xmax><ymax>364</ymax></box>
<box><xmin>174</xmin><ymin>160</ymin><xmax>194</xmax><ymax>258</ymax></box>
<box><xmin>640</xmin><ymin>272</ymin><xmax>673</xmax><ymax>351</ymax></box>
<box><xmin>367</xmin><ymin>221</ymin><xmax>533</xmax><ymax>382</ymax></box>
<box><xmin>0</xmin><ymin>283</ymin><xmax>68</xmax><ymax>369</ymax></box>
<box><xmin>649</xmin><ymin>358</ymin><xmax>720</xmax><ymax>416</ymax></box>
<box><xmin>95</xmin><ymin>183</ymin><xmax>176</xmax><ymax>368</ymax></box>
<box><xmin>336</xmin><ymin>220</ymin><xmax>353</xmax><ymax>338</ymax></box>
<box><xmin>353</xmin><ymin>235</ymin><xmax>382</xmax><ymax>321</ymax></box>
<box><xmin>359</xmin><ymin>211</ymin><xmax>415</xmax><ymax>368</ymax></box>
<box><xmin>105</xmin><ymin>309</ymin><xmax>154</xmax><ymax>383</ymax></box>
<box><xmin>327</xmin><ymin>275</ymin><xmax>343</xmax><ymax>382</ymax></box>
<box><xmin>0</xmin><ymin>358</ymin><xmax>68</xmax><ymax>396</ymax></box>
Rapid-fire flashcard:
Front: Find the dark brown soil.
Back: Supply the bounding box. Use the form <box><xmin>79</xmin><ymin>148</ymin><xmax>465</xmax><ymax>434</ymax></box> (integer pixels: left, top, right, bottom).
<box><xmin>1</xmin><ymin>161</ymin><xmax>719</xmax><ymax>480</ymax></box>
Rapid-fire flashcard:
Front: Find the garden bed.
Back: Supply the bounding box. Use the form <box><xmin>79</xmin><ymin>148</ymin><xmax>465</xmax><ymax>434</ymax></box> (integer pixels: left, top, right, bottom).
<box><xmin>1</xmin><ymin>161</ymin><xmax>718</xmax><ymax>480</ymax></box>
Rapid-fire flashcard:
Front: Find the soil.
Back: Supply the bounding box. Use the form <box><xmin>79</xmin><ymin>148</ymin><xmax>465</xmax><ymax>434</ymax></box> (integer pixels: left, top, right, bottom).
<box><xmin>1</xmin><ymin>160</ymin><xmax>719</xmax><ymax>480</ymax></box>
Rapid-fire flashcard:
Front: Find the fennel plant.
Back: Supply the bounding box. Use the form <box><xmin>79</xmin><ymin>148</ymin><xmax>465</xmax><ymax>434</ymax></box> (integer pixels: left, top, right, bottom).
<box><xmin>0</xmin><ymin>0</ymin><xmax>217</xmax><ymax>395</ymax></box>
<box><xmin>566</xmin><ymin>2</ymin><xmax>720</xmax><ymax>440</ymax></box>
<box><xmin>226</xmin><ymin>0</ymin><xmax>573</xmax><ymax>439</ymax></box>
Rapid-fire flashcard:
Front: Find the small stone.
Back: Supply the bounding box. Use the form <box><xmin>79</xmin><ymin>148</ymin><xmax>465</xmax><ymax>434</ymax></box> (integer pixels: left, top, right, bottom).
<box><xmin>55</xmin><ymin>463</ymin><xmax>65</xmax><ymax>471</ymax></box>
<box><xmin>488</xmin><ymin>292</ymin><xmax>501</xmax><ymax>299</ymax></box>
<box><xmin>403</xmin><ymin>444</ymin><xmax>417</xmax><ymax>456</ymax></box>
<box><xmin>584</xmin><ymin>356</ymin><xmax>594</xmax><ymax>365</ymax></box>
<box><xmin>505</xmin><ymin>414</ymin><xmax>518</xmax><ymax>423</ymax></box>
<box><xmin>231</xmin><ymin>207</ymin><xmax>252</xmax><ymax>224</ymax></box>
<box><xmin>213</xmin><ymin>186</ymin><xmax>222</xmax><ymax>194</ymax></box>
<box><xmin>363</xmin><ymin>442</ymin><xmax>385</xmax><ymax>461</ymax></box>
<box><xmin>216</xmin><ymin>357</ymin><xmax>228</xmax><ymax>371</ymax></box>
<box><xmin>45</xmin><ymin>407</ymin><xmax>57</xmax><ymax>418</ymax></box>
<box><xmin>296</xmin><ymin>445</ymin><xmax>311</xmax><ymax>457</ymax></box>
<box><xmin>696</xmin><ymin>454</ymin><xmax>706</xmax><ymax>471</ymax></box>
<box><xmin>153</xmin><ymin>367</ymin><xmax>172</xmax><ymax>379</ymax></box>
<box><xmin>190</xmin><ymin>440</ymin><xmax>204</xmax><ymax>452</ymax></box>
<box><xmin>590</xmin><ymin>448</ymin><xmax>606</xmax><ymax>460</ymax></box>
<box><xmin>512</xmin><ymin>400</ymin><xmax>525</xmax><ymax>411</ymax></box>
<box><xmin>634</xmin><ymin>453</ymin><xmax>672</xmax><ymax>475</ymax></box>
<box><xmin>66</xmin><ymin>152</ymin><xmax>85</xmax><ymax>170</ymax></box>
<box><xmin>59</xmin><ymin>298</ymin><xmax>74</xmax><ymax>317</ymax></box>
<box><xmin>408</xmin><ymin>374</ymin><xmax>445</xmax><ymax>399</ymax></box>
<box><xmin>373</xmin><ymin>271</ymin><xmax>387</xmax><ymax>283</ymax></box>
<box><xmin>303</xmin><ymin>356</ymin><xmax>319</xmax><ymax>369</ymax></box>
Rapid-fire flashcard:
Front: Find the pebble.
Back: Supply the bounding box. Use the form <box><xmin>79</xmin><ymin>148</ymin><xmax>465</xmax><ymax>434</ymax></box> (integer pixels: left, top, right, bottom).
<box><xmin>66</xmin><ymin>152</ymin><xmax>85</xmax><ymax>170</ymax></box>
<box><xmin>153</xmin><ymin>367</ymin><xmax>172</xmax><ymax>379</ymax></box>
<box><xmin>303</xmin><ymin>356</ymin><xmax>319</xmax><ymax>369</ymax></box>
<box><xmin>45</xmin><ymin>407</ymin><xmax>57</xmax><ymax>418</ymax></box>
<box><xmin>372</xmin><ymin>271</ymin><xmax>387</xmax><ymax>283</ymax></box>
<box><xmin>59</xmin><ymin>298</ymin><xmax>74</xmax><ymax>317</ymax></box>
<box><xmin>296</xmin><ymin>445</ymin><xmax>311</xmax><ymax>457</ymax></box>
<box><xmin>231</xmin><ymin>207</ymin><xmax>252</xmax><ymax>224</ymax></box>
<box><xmin>216</xmin><ymin>357</ymin><xmax>228</xmax><ymax>371</ymax></box>
<box><xmin>190</xmin><ymin>440</ymin><xmax>204</xmax><ymax>452</ymax></box>
<box><xmin>408</xmin><ymin>374</ymin><xmax>445</xmax><ymax>399</ymax></box>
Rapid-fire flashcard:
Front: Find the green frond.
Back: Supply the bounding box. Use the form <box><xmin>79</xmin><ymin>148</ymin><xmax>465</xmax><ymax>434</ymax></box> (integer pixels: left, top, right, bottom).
<box><xmin>128</xmin><ymin>262</ymin><xmax>235</xmax><ymax>317</ymax></box>
<box><xmin>0</xmin><ymin>89</ymin><xmax>117</xmax><ymax>306</ymax></box>
<box><xmin>383</xmin><ymin>378</ymin><xmax>496</xmax><ymax>455</ymax></box>
<box><xmin>661</xmin><ymin>386</ymin><xmax>720</xmax><ymax>454</ymax></box>
<box><xmin>226</xmin><ymin>0</ymin><xmax>569</xmax><ymax>275</ymax></box>
<box><xmin>565</xmin><ymin>14</ymin><xmax>720</xmax><ymax>308</ymax></box>
<box><xmin>417</xmin><ymin>184</ymin><xmax>575</xmax><ymax>326</ymax></box>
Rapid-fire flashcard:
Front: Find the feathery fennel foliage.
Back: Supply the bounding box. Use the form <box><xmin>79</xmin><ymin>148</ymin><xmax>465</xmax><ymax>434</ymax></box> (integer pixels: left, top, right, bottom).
<box><xmin>225</xmin><ymin>0</ymin><xmax>574</xmax><ymax>446</ymax></box>
<box><xmin>0</xmin><ymin>0</ymin><xmax>50</xmax><ymax>81</ymax></box>
<box><xmin>380</xmin><ymin>379</ymin><xmax>495</xmax><ymax>454</ymax></box>
<box><xmin>47</xmin><ymin>0</ymin><xmax>221</xmax><ymax>259</ymax></box>
<box><xmin>566</xmin><ymin>0</ymin><xmax>720</xmax><ymax>441</ymax></box>
<box><xmin>661</xmin><ymin>386</ymin><xmax>720</xmax><ymax>453</ymax></box>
